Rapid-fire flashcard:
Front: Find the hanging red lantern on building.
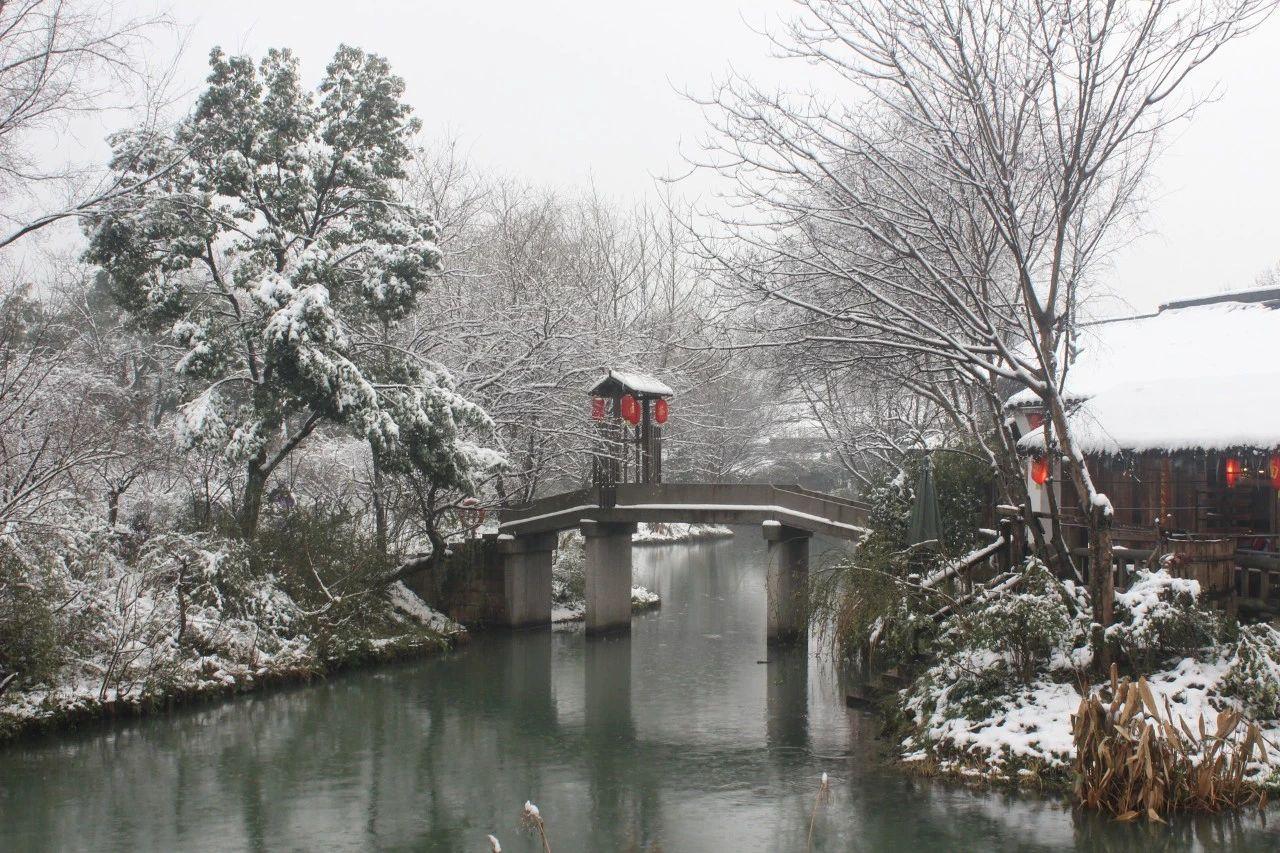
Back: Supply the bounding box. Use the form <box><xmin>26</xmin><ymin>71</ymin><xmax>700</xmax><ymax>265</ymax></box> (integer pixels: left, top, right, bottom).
<box><xmin>1269</xmin><ymin>454</ymin><xmax>1280</xmax><ymax>490</ymax></box>
<box><xmin>1225</xmin><ymin>456</ymin><xmax>1241</xmax><ymax>488</ymax></box>
<box><xmin>591</xmin><ymin>397</ymin><xmax>606</xmax><ymax>421</ymax></box>
<box><xmin>620</xmin><ymin>394</ymin><xmax>641</xmax><ymax>425</ymax></box>
<box><xmin>654</xmin><ymin>398</ymin><xmax>669</xmax><ymax>425</ymax></box>
<box><xmin>1026</xmin><ymin>412</ymin><xmax>1045</xmax><ymax>430</ymax></box>
<box><xmin>1030</xmin><ymin>456</ymin><xmax>1049</xmax><ymax>486</ymax></box>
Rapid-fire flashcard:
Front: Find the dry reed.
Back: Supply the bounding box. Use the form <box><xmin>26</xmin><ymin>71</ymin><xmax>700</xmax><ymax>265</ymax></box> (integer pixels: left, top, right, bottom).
<box><xmin>1072</xmin><ymin>665</ymin><xmax>1269</xmax><ymax>821</ymax></box>
<box><xmin>806</xmin><ymin>771</ymin><xmax>832</xmax><ymax>851</ymax></box>
<box><xmin>521</xmin><ymin>801</ymin><xmax>551</xmax><ymax>853</ymax></box>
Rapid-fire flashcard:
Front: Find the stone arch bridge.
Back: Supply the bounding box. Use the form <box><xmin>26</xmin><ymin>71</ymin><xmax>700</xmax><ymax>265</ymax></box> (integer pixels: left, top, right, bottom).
<box><xmin>490</xmin><ymin>483</ymin><xmax>870</xmax><ymax>642</ymax></box>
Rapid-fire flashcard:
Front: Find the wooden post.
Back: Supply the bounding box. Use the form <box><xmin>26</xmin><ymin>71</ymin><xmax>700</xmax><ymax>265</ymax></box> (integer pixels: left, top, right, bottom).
<box><xmin>997</xmin><ymin>517</ymin><xmax>1015</xmax><ymax>574</ymax></box>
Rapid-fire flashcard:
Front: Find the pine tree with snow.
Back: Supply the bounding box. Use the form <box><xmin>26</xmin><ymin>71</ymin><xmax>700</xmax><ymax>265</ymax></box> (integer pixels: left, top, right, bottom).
<box><xmin>84</xmin><ymin>45</ymin><xmax>499</xmax><ymax>539</ymax></box>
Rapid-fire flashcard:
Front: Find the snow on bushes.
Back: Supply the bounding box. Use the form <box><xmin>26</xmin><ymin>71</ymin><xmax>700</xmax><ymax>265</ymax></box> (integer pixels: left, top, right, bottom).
<box><xmin>0</xmin><ymin>513</ymin><xmax>458</xmax><ymax>739</ymax></box>
<box><xmin>549</xmin><ymin>529</ymin><xmax>661</xmax><ymax>623</ymax></box>
<box><xmin>1107</xmin><ymin>569</ymin><xmax>1223</xmax><ymax>673</ymax></box>
<box><xmin>1220</xmin><ymin>624</ymin><xmax>1280</xmax><ymax>721</ymax></box>
<box><xmin>895</xmin><ymin>558</ymin><xmax>1280</xmax><ymax>787</ymax></box>
<box><xmin>962</xmin><ymin>561</ymin><xmax>1086</xmax><ymax>683</ymax></box>
<box><xmin>898</xmin><ymin>560</ymin><xmax>1091</xmax><ymax>775</ymax></box>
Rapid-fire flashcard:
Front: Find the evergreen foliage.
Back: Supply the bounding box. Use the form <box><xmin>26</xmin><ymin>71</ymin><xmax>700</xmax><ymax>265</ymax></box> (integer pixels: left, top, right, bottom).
<box><xmin>84</xmin><ymin>45</ymin><xmax>499</xmax><ymax>539</ymax></box>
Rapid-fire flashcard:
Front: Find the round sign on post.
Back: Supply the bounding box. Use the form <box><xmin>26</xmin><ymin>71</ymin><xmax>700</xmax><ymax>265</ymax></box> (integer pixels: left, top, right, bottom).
<box><xmin>654</xmin><ymin>398</ymin><xmax>669</xmax><ymax>425</ymax></box>
<box><xmin>620</xmin><ymin>394</ymin><xmax>641</xmax><ymax>425</ymax></box>
<box><xmin>458</xmin><ymin>497</ymin><xmax>486</xmax><ymax>536</ymax></box>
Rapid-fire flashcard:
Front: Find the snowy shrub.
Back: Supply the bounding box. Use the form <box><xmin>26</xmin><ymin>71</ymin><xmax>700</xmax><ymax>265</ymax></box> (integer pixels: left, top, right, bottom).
<box><xmin>0</xmin><ymin>542</ymin><xmax>66</xmax><ymax>686</ymax></box>
<box><xmin>1107</xmin><ymin>569</ymin><xmax>1222</xmax><ymax>673</ymax></box>
<box><xmin>1220</xmin><ymin>624</ymin><xmax>1280</xmax><ymax>721</ymax></box>
<box><xmin>552</xmin><ymin>531</ymin><xmax>585</xmax><ymax>605</ymax></box>
<box><xmin>253</xmin><ymin>503</ymin><xmax>390</xmax><ymax>634</ymax></box>
<box><xmin>894</xmin><ymin>560</ymin><xmax>1091</xmax><ymax>776</ymax></box>
<box><xmin>807</xmin><ymin>542</ymin><xmax>937</xmax><ymax>669</ymax></box>
<box><xmin>953</xmin><ymin>560</ymin><xmax>1084</xmax><ymax>684</ymax></box>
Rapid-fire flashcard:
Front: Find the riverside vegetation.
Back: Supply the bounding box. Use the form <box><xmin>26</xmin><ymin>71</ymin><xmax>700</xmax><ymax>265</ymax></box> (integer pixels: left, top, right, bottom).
<box><xmin>812</xmin><ymin>459</ymin><xmax>1280</xmax><ymax>820</ymax></box>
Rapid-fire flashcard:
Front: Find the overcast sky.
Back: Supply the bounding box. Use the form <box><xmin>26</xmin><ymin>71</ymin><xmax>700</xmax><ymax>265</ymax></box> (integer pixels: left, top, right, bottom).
<box><xmin>126</xmin><ymin>0</ymin><xmax>1280</xmax><ymax>314</ymax></box>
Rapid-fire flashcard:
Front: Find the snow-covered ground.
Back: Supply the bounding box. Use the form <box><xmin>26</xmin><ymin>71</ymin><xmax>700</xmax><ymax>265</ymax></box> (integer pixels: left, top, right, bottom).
<box><xmin>895</xmin><ymin>566</ymin><xmax>1280</xmax><ymax>787</ymax></box>
<box><xmin>551</xmin><ymin>587</ymin><xmax>662</xmax><ymax>625</ymax></box>
<box><xmin>901</xmin><ymin>654</ymin><xmax>1280</xmax><ymax>786</ymax></box>
<box><xmin>388</xmin><ymin>581</ymin><xmax>464</xmax><ymax>635</ymax></box>
<box><xmin>633</xmin><ymin>522</ymin><xmax>735</xmax><ymax>544</ymax></box>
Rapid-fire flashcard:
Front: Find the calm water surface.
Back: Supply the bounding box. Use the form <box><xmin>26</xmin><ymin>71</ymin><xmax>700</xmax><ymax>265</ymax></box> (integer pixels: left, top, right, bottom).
<box><xmin>1</xmin><ymin>534</ymin><xmax>1278</xmax><ymax>851</ymax></box>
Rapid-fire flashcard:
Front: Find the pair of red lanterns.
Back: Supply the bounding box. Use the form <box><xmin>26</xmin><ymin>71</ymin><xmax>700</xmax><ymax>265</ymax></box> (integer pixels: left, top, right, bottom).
<box><xmin>1223</xmin><ymin>455</ymin><xmax>1280</xmax><ymax>489</ymax></box>
<box><xmin>592</xmin><ymin>395</ymin><xmax>669</xmax><ymax>426</ymax></box>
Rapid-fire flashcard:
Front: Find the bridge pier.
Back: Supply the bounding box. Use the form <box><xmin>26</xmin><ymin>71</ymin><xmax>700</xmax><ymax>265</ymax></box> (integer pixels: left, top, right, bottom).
<box><xmin>763</xmin><ymin>522</ymin><xmax>810</xmax><ymax>644</ymax></box>
<box><xmin>498</xmin><ymin>531</ymin><xmax>556</xmax><ymax>628</ymax></box>
<box><xmin>582</xmin><ymin>520</ymin><xmax>637</xmax><ymax>635</ymax></box>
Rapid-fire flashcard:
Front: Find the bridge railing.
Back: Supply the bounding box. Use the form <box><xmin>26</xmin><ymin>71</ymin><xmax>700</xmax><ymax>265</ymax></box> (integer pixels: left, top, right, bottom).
<box><xmin>497</xmin><ymin>482</ymin><xmax>870</xmax><ymax>540</ymax></box>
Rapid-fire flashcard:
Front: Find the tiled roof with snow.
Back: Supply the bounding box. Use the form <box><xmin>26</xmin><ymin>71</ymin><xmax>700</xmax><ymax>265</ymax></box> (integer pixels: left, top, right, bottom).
<box><xmin>1011</xmin><ymin>293</ymin><xmax>1280</xmax><ymax>455</ymax></box>
<box><xmin>594</xmin><ymin>369</ymin><xmax>674</xmax><ymax>397</ymax></box>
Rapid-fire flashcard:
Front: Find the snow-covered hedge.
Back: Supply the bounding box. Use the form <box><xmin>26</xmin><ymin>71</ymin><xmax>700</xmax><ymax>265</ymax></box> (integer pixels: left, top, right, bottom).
<box><xmin>1106</xmin><ymin>569</ymin><xmax>1222</xmax><ymax>673</ymax></box>
<box><xmin>1221</xmin><ymin>624</ymin><xmax>1280</xmax><ymax>721</ymax></box>
<box><xmin>0</xmin><ymin>512</ymin><xmax>460</xmax><ymax>740</ymax></box>
<box><xmin>897</xmin><ymin>560</ymin><xmax>1094</xmax><ymax>778</ymax></box>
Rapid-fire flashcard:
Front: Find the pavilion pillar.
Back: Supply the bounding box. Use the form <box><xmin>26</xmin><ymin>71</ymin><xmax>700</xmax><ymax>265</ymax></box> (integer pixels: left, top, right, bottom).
<box><xmin>498</xmin><ymin>531</ymin><xmax>556</xmax><ymax>628</ymax></box>
<box><xmin>763</xmin><ymin>522</ymin><xmax>810</xmax><ymax>644</ymax></box>
<box><xmin>582</xmin><ymin>520</ymin><xmax>637</xmax><ymax>635</ymax></box>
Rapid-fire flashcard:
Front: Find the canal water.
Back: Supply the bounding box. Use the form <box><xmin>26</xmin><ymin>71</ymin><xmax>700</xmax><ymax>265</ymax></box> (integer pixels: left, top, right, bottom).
<box><xmin>1</xmin><ymin>533</ymin><xmax>1277</xmax><ymax>851</ymax></box>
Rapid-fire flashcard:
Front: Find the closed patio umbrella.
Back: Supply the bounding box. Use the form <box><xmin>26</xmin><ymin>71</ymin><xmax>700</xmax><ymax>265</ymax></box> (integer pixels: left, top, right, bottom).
<box><xmin>908</xmin><ymin>455</ymin><xmax>942</xmax><ymax>549</ymax></box>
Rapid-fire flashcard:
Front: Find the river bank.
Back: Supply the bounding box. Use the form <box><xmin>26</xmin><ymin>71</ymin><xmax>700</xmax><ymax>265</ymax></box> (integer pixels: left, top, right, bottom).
<box><xmin>0</xmin><ymin>579</ymin><xmax>465</xmax><ymax>745</ymax></box>
<box><xmin>870</xmin><ymin>565</ymin><xmax>1280</xmax><ymax>801</ymax></box>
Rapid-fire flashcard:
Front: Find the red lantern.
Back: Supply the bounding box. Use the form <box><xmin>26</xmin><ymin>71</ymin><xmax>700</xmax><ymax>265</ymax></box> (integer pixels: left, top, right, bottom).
<box><xmin>620</xmin><ymin>394</ymin><xmax>641</xmax><ymax>426</ymax></box>
<box><xmin>1026</xmin><ymin>412</ymin><xmax>1045</xmax><ymax>430</ymax></box>
<box><xmin>654</xmin><ymin>398</ymin><xmax>669</xmax><ymax>425</ymax></box>
<box><xmin>1270</xmin><ymin>454</ymin><xmax>1280</xmax><ymax>490</ymax></box>
<box><xmin>1030</xmin><ymin>456</ymin><xmax>1049</xmax><ymax>486</ymax></box>
<box><xmin>1225</xmin><ymin>456</ymin><xmax>1241</xmax><ymax>488</ymax></box>
<box><xmin>591</xmin><ymin>397</ymin><xmax>606</xmax><ymax>421</ymax></box>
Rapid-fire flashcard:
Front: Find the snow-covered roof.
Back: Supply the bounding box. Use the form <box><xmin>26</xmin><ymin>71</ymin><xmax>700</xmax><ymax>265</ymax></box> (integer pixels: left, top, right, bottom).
<box><xmin>590</xmin><ymin>369</ymin><xmax>674</xmax><ymax>398</ymax></box>
<box><xmin>1011</xmin><ymin>293</ymin><xmax>1280</xmax><ymax>455</ymax></box>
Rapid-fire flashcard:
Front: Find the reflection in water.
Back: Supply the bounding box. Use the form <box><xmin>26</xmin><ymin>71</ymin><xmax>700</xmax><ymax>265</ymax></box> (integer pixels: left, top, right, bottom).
<box><xmin>0</xmin><ymin>534</ymin><xmax>1278</xmax><ymax>851</ymax></box>
<box><xmin>766</xmin><ymin>644</ymin><xmax>810</xmax><ymax>754</ymax></box>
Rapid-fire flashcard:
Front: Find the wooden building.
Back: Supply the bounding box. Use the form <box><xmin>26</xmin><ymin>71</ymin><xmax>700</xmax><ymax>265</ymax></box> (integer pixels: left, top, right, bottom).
<box><xmin>1008</xmin><ymin>288</ymin><xmax>1280</xmax><ymax>597</ymax></box>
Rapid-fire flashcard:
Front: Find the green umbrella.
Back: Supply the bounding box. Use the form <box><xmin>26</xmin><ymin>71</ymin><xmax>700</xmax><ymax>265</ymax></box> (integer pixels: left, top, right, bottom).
<box><xmin>908</xmin><ymin>454</ymin><xmax>942</xmax><ymax>549</ymax></box>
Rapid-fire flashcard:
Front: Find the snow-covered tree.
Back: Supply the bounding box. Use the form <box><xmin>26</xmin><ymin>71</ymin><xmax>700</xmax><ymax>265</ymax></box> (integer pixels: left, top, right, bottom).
<box><xmin>85</xmin><ymin>46</ymin><xmax>499</xmax><ymax>539</ymax></box>
<box><xmin>697</xmin><ymin>0</ymin><xmax>1277</xmax><ymax>632</ymax></box>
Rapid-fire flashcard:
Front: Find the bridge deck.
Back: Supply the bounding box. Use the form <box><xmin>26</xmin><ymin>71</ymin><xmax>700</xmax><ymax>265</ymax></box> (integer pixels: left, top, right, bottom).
<box><xmin>497</xmin><ymin>483</ymin><xmax>870</xmax><ymax>541</ymax></box>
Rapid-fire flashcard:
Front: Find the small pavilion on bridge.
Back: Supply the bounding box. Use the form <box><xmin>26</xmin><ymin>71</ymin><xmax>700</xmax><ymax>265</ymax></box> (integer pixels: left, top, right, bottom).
<box><xmin>589</xmin><ymin>368</ymin><xmax>674</xmax><ymax>487</ymax></box>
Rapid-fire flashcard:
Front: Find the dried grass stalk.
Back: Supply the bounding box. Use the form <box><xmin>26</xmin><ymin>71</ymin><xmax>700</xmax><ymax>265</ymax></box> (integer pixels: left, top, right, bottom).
<box><xmin>1072</xmin><ymin>665</ymin><xmax>1269</xmax><ymax>820</ymax></box>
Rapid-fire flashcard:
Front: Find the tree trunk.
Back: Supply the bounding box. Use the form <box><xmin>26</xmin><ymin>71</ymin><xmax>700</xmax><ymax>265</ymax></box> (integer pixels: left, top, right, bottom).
<box><xmin>371</xmin><ymin>448</ymin><xmax>388</xmax><ymax>557</ymax></box>
<box><xmin>239</xmin><ymin>451</ymin><xmax>269</xmax><ymax>540</ymax></box>
<box><xmin>107</xmin><ymin>488</ymin><xmax>121</xmax><ymax>526</ymax></box>
<box><xmin>1087</xmin><ymin>499</ymin><xmax>1115</xmax><ymax>671</ymax></box>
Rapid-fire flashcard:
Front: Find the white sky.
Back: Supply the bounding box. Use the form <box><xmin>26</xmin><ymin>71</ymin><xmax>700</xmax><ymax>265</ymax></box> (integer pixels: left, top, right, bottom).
<box><xmin>120</xmin><ymin>0</ymin><xmax>1280</xmax><ymax>314</ymax></box>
